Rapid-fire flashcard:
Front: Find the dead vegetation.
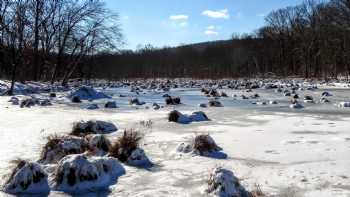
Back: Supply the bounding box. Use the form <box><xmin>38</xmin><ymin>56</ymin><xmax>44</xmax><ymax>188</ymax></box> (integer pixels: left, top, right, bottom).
<box><xmin>193</xmin><ymin>134</ymin><xmax>222</xmax><ymax>155</ymax></box>
<box><xmin>109</xmin><ymin>129</ymin><xmax>143</xmax><ymax>162</ymax></box>
<box><xmin>39</xmin><ymin>134</ymin><xmax>88</xmax><ymax>164</ymax></box>
<box><xmin>5</xmin><ymin>159</ymin><xmax>47</xmax><ymax>192</ymax></box>
<box><xmin>168</xmin><ymin>110</ymin><xmax>181</xmax><ymax>122</ymax></box>
<box><xmin>85</xmin><ymin>134</ymin><xmax>111</xmax><ymax>153</ymax></box>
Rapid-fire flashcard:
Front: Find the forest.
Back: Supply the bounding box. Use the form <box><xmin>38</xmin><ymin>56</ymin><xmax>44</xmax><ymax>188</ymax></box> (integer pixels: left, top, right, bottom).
<box><xmin>98</xmin><ymin>0</ymin><xmax>350</xmax><ymax>80</ymax></box>
<box><xmin>0</xmin><ymin>0</ymin><xmax>350</xmax><ymax>93</ymax></box>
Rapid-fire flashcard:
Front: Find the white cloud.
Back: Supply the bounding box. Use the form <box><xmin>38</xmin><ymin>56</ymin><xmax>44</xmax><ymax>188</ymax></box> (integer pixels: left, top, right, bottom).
<box><xmin>207</xmin><ymin>25</ymin><xmax>215</xmax><ymax>30</ymax></box>
<box><xmin>202</xmin><ymin>9</ymin><xmax>230</xmax><ymax>19</ymax></box>
<box><xmin>169</xmin><ymin>14</ymin><xmax>189</xmax><ymax>28</ymax></box>
<box><xmin>169</xmin><ymin>15</ymin><xmax>189</xmax><ymax>21</ymax></box>
<box><xmin>179</xmin><ymin>21</ymin><xmax>188</xmax><ymax>27</ymax></box>
<box><xmin>204</xmin><ymin>30</ymin><xmax>218</xmax><ymax>35</ymax></box>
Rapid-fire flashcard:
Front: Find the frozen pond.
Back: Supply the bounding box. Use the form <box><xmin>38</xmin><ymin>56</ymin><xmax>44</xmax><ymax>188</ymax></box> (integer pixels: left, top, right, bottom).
<box><xmin>0</xmin><ymin>86</ymin><xmax>350</xmax><ymax>196</ymax></box>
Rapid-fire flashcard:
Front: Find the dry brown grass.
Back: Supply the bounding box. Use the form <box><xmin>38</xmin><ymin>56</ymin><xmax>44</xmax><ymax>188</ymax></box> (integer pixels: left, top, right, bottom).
<box><xmin>39</xmin><ymin>134</ymin><xmax>87</xmax><ymax>163</ymax></box>
<box><xmin>71</xmin><ymin>121</ymin><xmax>95</xmax><ymax>136</ymax></box>
<box><xmin>109</xmin><ymin>129</ymin><xmax>142</xmax><ymax>162</ymax></box>
<box><xmin>193</xmin><ymin>134</ymin><xmax>221</xmax><ymax>155</ymax></box>
<box><xmin>168</xmin><ymin>110</ymin><xmax>180</xmax><ymax>122</ymax></box>
<box><xmin>250</xmin><ymin>184</ymin><xmax>266</xmax><ymax>197</ymax></box>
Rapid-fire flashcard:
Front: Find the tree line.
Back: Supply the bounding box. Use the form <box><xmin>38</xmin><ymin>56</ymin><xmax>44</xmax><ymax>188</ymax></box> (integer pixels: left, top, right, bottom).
<box><xmin>0</xmin><ymin>0</ymin><xmax>122</xmax><ymax>95</ymax></box>
<box><xmin>1</xmin><ymin>0</ymin><xmax>350</xmax><ymax>93</ymax></box>
<box><xmin>94</xmin><ymin>0</ymin><xmax>350</xmax><ymax>80</ymax></box>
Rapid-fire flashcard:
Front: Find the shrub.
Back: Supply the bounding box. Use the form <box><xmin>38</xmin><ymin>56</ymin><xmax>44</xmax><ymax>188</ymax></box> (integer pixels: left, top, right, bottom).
<box><xmin>193</xmin><ymin>134</ymin><xmax>222</xmax><ymax>155</ymax></box>
<box><xmin>109</xmin><ymin>129</ymin><xmax>142</xmax><ymax>162</ymax></box>
<box><xmin>39</xmin><ymin>135</ymin><xmax>88</xmax><ymax>164</ymax></box>
<box><xmin>168</xmin><ymin>110</ymin><xmax>181</xmax><ymax>122</ymax></box>
<box><xmin>71</xmin><ymin>96</ymin><xmax>81</xmax><ymax>103</ymax></box>
<box><xmin>85</xmin><ymin>134</ymin><xmax>111</xmax><ymax>154</ymax></box>
<box><xmin>71</xmin><ymin>120</ymin><xmax>117</xmax><ymax>136</ymax></box>
<box><xmin>208</xmin><ymin>100</ymin><xmax>222</xmax><ymax>107</ymax></box>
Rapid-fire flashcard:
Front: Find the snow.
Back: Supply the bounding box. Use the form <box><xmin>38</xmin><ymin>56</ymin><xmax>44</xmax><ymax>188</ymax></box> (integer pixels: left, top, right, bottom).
<box><xmin>126</xmin><ymin>148</ymin><xmax>152</xmax><ymax>167</ymax></box>
<box><xmin>339</xmin><ymin>102</ymin><xmax>350</xmax><ymax>108</ymax></box>
<box><xmin>68</xmin><ymin>86</ymin><xmax>111</xmax><ymax>100</ymax></box>
<box><xmin>206</xmin><ymin>167</ymin><xmax>250</xmax><ymax>197</ymax></box>
<box><xmin>3</xmin><ymin>160</ymin><xmax>50</xmax><ymax>194</ymax></box>
<box><xmin>169</xmin><ymin>110</ymin><xmax>209</xmax><ymax>124</ymax></box>
<box><xmin>72</xmin><ymin>120</ymin><xmax>118</xmax><ymax>136</ymax></box>
<box><xmin>105</xmin><ymin>101</ymin><xmax>117</xmax><ymax>108</ymax></box>
<box><xmin>52</xmin><ymin>154</ymin><xmax>125</xmax><ymax>193</ymax></box>
<box><xmin>39</xmin><ymin>135</ymin><xmax>87</xmax><ymax>164</ymax></box>
<box><xmin>0</xmin><ymin>79</ymin><xmax>350</xmax><ymax>196</ymax></box>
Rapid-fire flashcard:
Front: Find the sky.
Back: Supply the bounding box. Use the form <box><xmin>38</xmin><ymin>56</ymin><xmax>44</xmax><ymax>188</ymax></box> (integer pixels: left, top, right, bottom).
<box><xmin>105</xmin><ymin>0</ymin><xmax>305</xmax><ymax>50</ymax></box>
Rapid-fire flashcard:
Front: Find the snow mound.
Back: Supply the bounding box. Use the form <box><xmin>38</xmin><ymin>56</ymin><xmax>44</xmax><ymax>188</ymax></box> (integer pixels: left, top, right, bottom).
<box><xmin>269</xmin><ymin>100</ymin><xmax>278</xmax><ymax>104</ymax></box>
<box><xmin>199</xmin><ymin>103</ymin><xmax>208</xmax><ymax>108</ymax></box>
<box><xmin>208</xmin><ymin>100</ymin><xmax>223</xmax><ymax>107</ymax></box>
<box><xmin>130</xmin><ymin>98</ymin><xmax>145</xmax><ymax>105</ymax></box>
<box><xmin>322</xmin><ymin>91</ymin><xmax>332</xmax><ymax>97</ymax></box>
<box><xmin>86</xmin><ymin>103</ymin><xmax>99</xmax><ymax>110</ymax></box>
<box><xmin>304</xmin><ymin>95</ymin><xmax>314</xmax><ymax>103</ymax></box>
<box><xmin>290</xmin><ymin>102</ymin><xmax>304</xmax><ymax>109</ymax></box>
<box><xmin>105</xmin><ymin>101</ymin><xmax>117</xmax><ymax>108</ymax></box>
<box><xmin>176</xmin><ymin>135</ymin><xmax>226</xmax><ymax>158</ymax></box>
<box><xmin>152</xmin><ymin>103</ymin><xmax>160</xmax><ymax>110</ymax></box>
<box><xmin>69</xmin><ymin>86</ymin><xmax>110</xmax><ymax>100</ymax></box>
<box><xmin>168</xmin><ymin>110</ymin><xmax>209</xmax><ymax>124</ymax></box>
<box><xmin>339</xmin><ymin>102</ymin><xmax>350</xmax><ymax>108</ymax></box>
<box><xmin>71</xmin><ymin>120</ymin><xmax>117</xmax><ymax>136</ymax></box>
<box><xmin>206</xmin><ymin>167</ymin><xmax>250</xmax><ymax>197</ymax></box>
<box><xmin>20</xmin><ymin>98</ymin><xmax>36</xmax><ymax>108</ymax></box>
<box><xmin>320</xmin><ymin>97</ymin><xmax>330</xmax><ymax>103</ymax></box>
<box><xmin>39</xmin><ymin>135</ymin><xmax>88</xmax><ymax>164</ymax></box>
<box><xmin>126</xmin><ymin>148</ymin><xmax>152</xmax><ymax>167</ymax></box>
<box><xmin>8</xmin><ymin>97</ymin><xmax>19</xmax><ymax>105</ymax></box>
<box><xmin>3</xmin><ymin>160</ymin><xmax>49</xmax><ymax>194</ymax></box>
<box><xmin>109</xmin><ymin>130</ymin><xmax>152</xmax><ymax>167</ymax></box>
<box><xmin>189</xmin><ymin>111</ymin><xmax>209</xmax><ymax>122</ymax></box>
<box><xmin>165</xmin><ymin>96</ymin><xmax>181</xmax><ymax>105</ymax></box>
<box><xmin>52</xmin><ymin>154</ymin><xmax>125</xmax><ymax>193</ymax></box>
<box><xmin>85</xmin><ymin>134</ymin><xmax>111</xmax><ymax>156</ymax></box>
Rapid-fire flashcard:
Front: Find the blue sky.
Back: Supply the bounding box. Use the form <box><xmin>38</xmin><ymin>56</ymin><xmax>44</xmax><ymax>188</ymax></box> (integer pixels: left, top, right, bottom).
<box><xmin>105</xmin><ymin>0</ymin><xmax>305</xmax><ymax>50</ymax></box>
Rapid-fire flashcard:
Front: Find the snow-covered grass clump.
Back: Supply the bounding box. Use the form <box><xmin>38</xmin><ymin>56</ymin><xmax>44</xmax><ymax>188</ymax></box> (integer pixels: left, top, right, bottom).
<box><xmin>110</xmin><ymin>130</ymin><xmax>151</xmax><ymax>167</ymax></box>
<box><xmin>68</xmin><ymin>86</ymin><xmax>110</xmax><ymax>100</ymax></box>
<box><xmin>208</xmin><ymin>100</ymin><xmax>223</xmax><ymax>107</ymax></box>
<box><xmin>86</xmin><ymin>103</ymin><xmax>99</xmax><ymax>110</ymax></box>
<box><xmin>3</xmin><ymin>160</ymin><xmax>49</xmax><ymax>194</ymax></box>
<box><xmin>39</xmin><ymin>135</ymin><xmax>88</xmax><ymax>164</ymax></box>
<box><xmin>52</xmin><ymin>154</ymin><xmax>125</xmax><ymax>193</ymax></box>
<box><xmin>290</xmin><ymin>102</ymin><xmax>304</xmax><ymax>109</ymax></box>
<box><xmin>165</xmin><ymin>96</ymin><xmax>181</xmax><ymax>105</ymax></box>
<box><xmin>339</xmin><ymin>102</ymin><xmax>350</xmax><ymax>108</ymax></box>
<box><xmin>206</xmin><ymin>167</ymin><xmax>250</xmax><ymax>197</ymax></box>
<box><xmin>71</xmin><ymin>120</ymin><xmax>117</xmax><ymax>136</ymax></box>
<box><xmin>168</xmin><ymin>110</ymin><xmax>209</xmax><ymax>124</ymax></box>
<box><xmin>105</xmin><ymin>101</ymin><xmax>117</xmax><ymax>108</ymax></box>
<box><xmin>177</xmin><ymin>134</ymin><xmax>226</xmax><ymax>158</ymax></box>
<box><xmin>129</xmin><ymin>97</ymin><xmax>146</xmax><ymax>106</ymax></box>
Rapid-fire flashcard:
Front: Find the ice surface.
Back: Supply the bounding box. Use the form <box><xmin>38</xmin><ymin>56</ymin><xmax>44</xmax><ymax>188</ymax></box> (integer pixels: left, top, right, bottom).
<box><xmin>1</xmin><ymin>80</ymin><xmax>350</xmax><ymax>196</ymax></box>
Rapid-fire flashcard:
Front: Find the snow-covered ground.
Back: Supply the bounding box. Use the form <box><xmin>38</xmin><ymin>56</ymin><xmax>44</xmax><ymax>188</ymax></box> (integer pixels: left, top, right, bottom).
<box><xmin>0</xmin><ymin>82</ymin><xmax>350</xmax><ymax>196</ymax></box>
